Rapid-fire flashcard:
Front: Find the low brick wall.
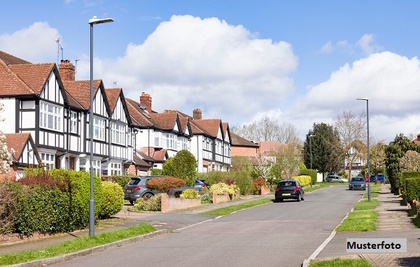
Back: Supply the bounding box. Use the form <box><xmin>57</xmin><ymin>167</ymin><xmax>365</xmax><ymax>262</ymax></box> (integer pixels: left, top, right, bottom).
<box><xmin>213</xmin><ymin>191</ymin><xmax>230</xmax><ymax>204</ymax></box>
<box><xmin>261</xmin><ymin>185</ymin><xmax>271</xmax><ymax>195</ymax></box>
<box><xmin>160</xmin><ymin>193</ymin><xmax>201</xmax><ymax>213</ymax></box>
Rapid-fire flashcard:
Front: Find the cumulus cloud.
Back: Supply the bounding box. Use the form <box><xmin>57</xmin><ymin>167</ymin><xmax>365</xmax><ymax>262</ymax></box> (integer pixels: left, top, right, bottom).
<box><xmin>0</xmin><ymin>22</ymin><xmax>60</xmax><ymax>63</ymax></box>
<box><xmin>287</xmin><ymin>51</ymin><xmax>420</xmax><ymax>143</ymax></box>
<box><xmin>356</xmin><ymin>34</ymin><xmax>383</xmax><ymax>55</ymax></box>
<box><xmin>96</xmin><ymin>15</ymin><xmax>298</xmax><ymax>124</ymax></box>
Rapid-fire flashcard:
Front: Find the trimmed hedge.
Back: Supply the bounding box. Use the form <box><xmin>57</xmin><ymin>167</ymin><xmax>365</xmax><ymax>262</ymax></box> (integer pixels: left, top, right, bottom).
<box><xmin>405</xmin><ymin>178</ymin><xmax>420</xmax><ymax>202</ymax></box>
<box><xmin>146</xmin><ymin>176</ymin><xmax>186</xmax><ymax>193</ymax></box>
<box><xmin>299</xmin><ymin>169</ymin><xmax>317</xmax><ymax>185</ymax></box>
<box><xmin>400</xmin><ymin>172</ymin><xmax>420</xmax><ymax>196</ymax></box>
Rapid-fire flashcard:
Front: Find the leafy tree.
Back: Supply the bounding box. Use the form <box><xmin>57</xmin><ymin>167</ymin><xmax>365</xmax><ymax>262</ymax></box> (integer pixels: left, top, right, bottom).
<box><xmin>303</xmin><ymin>123</ymin><xmax>343</xmax><ymax>181</ymax></box>
<box><xmin>400</xmin><ymin>150</ymin><xmax>420</xmax><ymax>172</ymax></box>
<box><xmin>370</xmin><ymin>141</ymin><xmax>386</xmax><ymax>175</ymax></box>
<box><xmin>270</xmin><ymin>143</ymin><xmax>302</xmax><ymax>181</ymax></box>
<box><xmin>172</xmin><ymin>150</ymin><xmax>197</xmax><ymax>186</ymax></box>
<box><xmin>385</xmin><ymin>134</ymin><xmax>420</xmax><ymax>192</ymax></box>
<box><xmin>162</xmin><ymin>157</ymin><xmax>174</xmax><ymax>176</ymax></box>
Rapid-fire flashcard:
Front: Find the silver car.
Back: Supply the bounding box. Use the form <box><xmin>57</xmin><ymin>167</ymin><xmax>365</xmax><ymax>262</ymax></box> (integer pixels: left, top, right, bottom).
<box><xmin>124</xmin><ymin>176</ymin><xmax>160</xmax><ymax>205</ymax></box>
<box><xmin>349</xmin><ymin>177</ymin><xmax>366</xmax><ymax>190</ymax></box>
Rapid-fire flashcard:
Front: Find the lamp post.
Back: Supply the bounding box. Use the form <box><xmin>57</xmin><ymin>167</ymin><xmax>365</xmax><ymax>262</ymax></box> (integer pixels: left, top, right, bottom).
<box><xmin>357</xmin><ymin>97</ymin><xmax>370</xmax><ymax>201</ymax></box>
<box><xmin>89</xmin><ymin>16</ymin><xmax>114</xmax><ymax>237</ymax></box>
<box><xmin>309</xmin><ymin>134</ymin><xmax>315</xmax><ymax>188</ymax></box>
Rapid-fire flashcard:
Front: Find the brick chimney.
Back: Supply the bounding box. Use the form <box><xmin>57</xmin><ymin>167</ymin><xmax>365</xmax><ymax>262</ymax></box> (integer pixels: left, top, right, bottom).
<box><xmin>140</xmin><ymin>92</ymin><xmax>152</xmax><ymax>113</ymax></box>
<box><xmin>193</xmin><ymin>108</ymin><xmax>202</xmax><ymax>120</ymax></box>
<box><xmin>58</xmin><ymin>59</ymin><xmax>75</xmax><ymax>81</ymax></box>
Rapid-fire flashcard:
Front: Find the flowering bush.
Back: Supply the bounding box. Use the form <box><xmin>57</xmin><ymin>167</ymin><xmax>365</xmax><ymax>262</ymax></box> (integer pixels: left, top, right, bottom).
<box><xmin>293</xmin><ymin>175</ymin><xmax>311</xmax><ymax>186</ymax></box>
<box><xmin>182</xmin><ymin>188</ymin><xmax>198</xmax><ymax>199</ymax></box>
<box><xmin>210</xmin><ymin>182</ymin><xmax>238</xmax><ymax>198</ymax></box>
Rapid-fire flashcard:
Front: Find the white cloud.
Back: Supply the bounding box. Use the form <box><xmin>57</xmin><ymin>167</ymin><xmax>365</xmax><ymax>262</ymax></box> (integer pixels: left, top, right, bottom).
<box><xmin>356</xmin><ymin>34</ymin><xmax>383</xmax><ymax>55</ymax></box>
<box><xmin>0</xmin><ymin>22</ymin><xmax>60</xmax><ymax>63</ymax></box>
<box><xmin>287</xmin><ymin>51</ymin><xmax>420</xmax><ymax>143</ymax></box>
<box><xmin>94</xmin><ymin>15</ymin><xmax>298</xmax><ymax>123</ymax></box>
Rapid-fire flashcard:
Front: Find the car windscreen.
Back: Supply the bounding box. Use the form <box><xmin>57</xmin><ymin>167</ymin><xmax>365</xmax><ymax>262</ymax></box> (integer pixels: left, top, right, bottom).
<box><xmin>351</xmin><ymin>178</ymin><xmax>364</xmax><ymax>182</ymax></box>
<box><xmin>128</xmin><ymin>178</ymin><xmax>140</xmax><ymax>185</ymax></box>
<box><xmin>278</xmin><ymin>181</ymin><xmax>296</xmax><ymax>187</ymax></box>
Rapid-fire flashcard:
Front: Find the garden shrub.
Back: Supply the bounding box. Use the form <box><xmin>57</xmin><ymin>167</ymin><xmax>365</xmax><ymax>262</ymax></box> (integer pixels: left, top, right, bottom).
<box><xmin>299</xmin><ymin>168</ymin><xmax>317</xmax><ymax>185</ymax></box>
<box><xmin>253</xmin><ymin>177</ymin><xmax>266</xmax><ymax>195</ymax></box>
<box><xmin>405</xmin><ymin>178</ymin><xmax>420</xmax><ymax>202</ymax></box>
<box><xmin>201</xmin><ymin>193</ymin><xmax>212</xmax><ymax>204</ymax></box>
<box><xmin>146</xmin><ymin>176</ymin><xmax>186</xmax><ymax>193</ymax></box>
<box><xmin>134</xmin><ymin>194</ymin><xmax>161</xmax><ymax>211</ymax></box>
<box><xmin>172</xmin><ymin>150</ymin><xmax>197</xmax><ymax>186</ymax></box>
<box><xmin>0</xmin><ymin>181</ymin><xmax>21</xmax><ymax>235</ymax></box>
<box><xmin>182</xmin><ymin>188</ymin><xmax>198</xmax><ymax>199</ymax></box>
<box><xmin>210</xmin><ymin>182</ymin><xmax>238</xmax><ymax>198</ymax></box>
<box><xmin>101</xmin><ymin>175</ymin><xmax>133</xmax><ymax>189</ymax></box>
<box><xmin>293</xmin><ymin>175</ymin><xmax>311</xmax><ymax>186</ymax></box>
<box><xmin>400</xmin><ymin>172</ymin><xmax>420</xmax><ymax>197</ymax></box>
<box><xmin>100</xmin><ymin>181</ymin><xmax>124</xmax><ymax>219</ymax></box>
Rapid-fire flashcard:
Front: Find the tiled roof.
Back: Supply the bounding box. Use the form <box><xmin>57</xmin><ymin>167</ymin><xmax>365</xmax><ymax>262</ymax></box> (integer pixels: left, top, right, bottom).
<box><xmin>133</xmin><ymin>153</ymin><xmax>151</xmax><ymax>167</ymax></box>
<box><xmin>105</xmin><ymin>88</ymin><xmax>121</xmax><ymax>113</ymax></box>
<box><xmin>191</xmin><ymin>119</ymin><xmax>221</xmax><ymax>138</ymax></box>
<box><xmin>150</xmin><ymin>112</ymin><xmax>178</xmax><ymax>131</ymax></box>
<box><xmin>0</xmin><ymin>50</ymin><xmax>31</xmax><ymax>65</ymax></box>
<box><xmin>9</xmin><ymin>63</ymin><xmax>54</xmax><ymax>95</ymax></box>
<box><xmin>63</xmin><ymin>79</ymin><xmax>102</xmax><ymax>110</ymax></box>
<box><xmin>230</xmin><ymin>132</ymin><xmax>259</xmax><ymax>147</ymax></box>
<box><xmin>153</xmin><ymin>148</ymin><xmax>167</xmax><ymax>162</ymax></box>
<box><xmin>65</xmin><ymin>91</ymin><xmax>84</xmax><ymax>110</ymax></box>
<box><xmin>125</xmin><ymin>98</ymin><xmax>154</xmax><ymax>127</ymax></box>
<box><xmin>0</xmin><ymin>59</ymin><xmax>34</xmax><ymax>96</ymax></box>
<box><xmin>136</xmin><ymin>149</ymin><xmax>155</xmax><ymax>162</ymax></box>
<box><xmin>4</xmin><ymin>133</ymin><xmax>31</xmax><ymax>162</ymax></box>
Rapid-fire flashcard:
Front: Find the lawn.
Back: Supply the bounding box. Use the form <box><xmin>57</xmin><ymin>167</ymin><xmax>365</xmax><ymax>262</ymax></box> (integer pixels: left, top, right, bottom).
<box><xmin>310</xmin><ymin>258</ymin><xmax>371</xmax><ymax>267</ymax></box>
<box><xmin>335</xmin><ymin>211</ymin><xmax>377</xmax><ymax>232</ymax></box>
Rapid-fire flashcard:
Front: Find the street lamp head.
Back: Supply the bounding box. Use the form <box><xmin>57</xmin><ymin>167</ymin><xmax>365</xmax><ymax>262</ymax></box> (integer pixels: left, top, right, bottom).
<box><xmin>89</xmin><ymin>16</ymin><xmax>114</xmax><ymax>25</ymax></box>
<box><xmin>356</xmin><ymin>97</ymin><xmax>369</xmax><ymax>101</ymax></box>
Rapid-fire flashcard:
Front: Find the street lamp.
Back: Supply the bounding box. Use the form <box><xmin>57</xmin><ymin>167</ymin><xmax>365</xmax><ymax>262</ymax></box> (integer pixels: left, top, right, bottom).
<box><xmin>309</xmin><ymin>134</ymin><xmax>315</xmax><ymax>188</ymax></box>
<box><xmin>89</xmin><ymin>16</ymin><xmax>114</xmax><ymax>237</ymax></box>
<box><xmin>357</xmin><ymin>97</ymin><xmax>370</xmax><ymax>201</ymax></box>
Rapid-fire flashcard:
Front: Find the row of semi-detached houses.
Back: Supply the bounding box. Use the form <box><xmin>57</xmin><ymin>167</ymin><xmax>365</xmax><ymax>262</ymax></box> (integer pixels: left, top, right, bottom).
<box><xmin>0</xmin><ymin>50</ymin><xmax>235</xmax><ymax>180</ymax></box>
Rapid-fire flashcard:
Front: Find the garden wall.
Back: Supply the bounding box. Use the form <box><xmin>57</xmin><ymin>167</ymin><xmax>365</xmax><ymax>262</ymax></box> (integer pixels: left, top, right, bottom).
<box><xmin>160</xmin><ymin>193</ymin><xmax>201</xmax><ymax>213</ymax></box>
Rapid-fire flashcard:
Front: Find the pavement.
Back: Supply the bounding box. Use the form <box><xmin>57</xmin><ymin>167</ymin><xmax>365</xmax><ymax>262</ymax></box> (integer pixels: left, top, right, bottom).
<box><xmin>305</xmin><ymin>183</ymin><xmax>420</xmax><ymax>267</ymax></box>
<box><xmin>2</xmin><ymin>185</ymin><xmax>420</xmax><ymax>267</ymax></box>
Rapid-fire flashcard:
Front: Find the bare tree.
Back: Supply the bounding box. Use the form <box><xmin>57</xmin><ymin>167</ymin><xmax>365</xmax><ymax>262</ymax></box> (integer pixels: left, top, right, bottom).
<box><xmin>334</xmin><ymin>111</ymin><xmax>366</xmax><ymax>177</ymax></box>
<box><xmin>232</xmin><ymin>116</ymin><xmax>301</xmax><ymax>144</ymax></box>
<box><xmin>0</xmin><ymin>102</ymin><xmax>13</xmax><ymax>174</ymax></box>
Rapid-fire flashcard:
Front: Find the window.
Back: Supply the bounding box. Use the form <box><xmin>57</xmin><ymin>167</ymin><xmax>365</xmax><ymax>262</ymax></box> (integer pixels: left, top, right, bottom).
<box><xmin>163</xmin><ymin>133</ymin><xmax>176</xmax><ymax>149</ymax></box>
<box><xmin>40</xmin><ymin>102</ymin><xmax>62</xmax><ymax>131</ymax></box>
<box><xmin>93</xmin><ymin>116</ymin><xmax>105</xmax><ymax>141</ymax></box>
<box><xmin>111</xmin><ymin>122</ymin><xmax>125</xmax><ymax>145</ymax></box>
<box><xmin>110</xmin><ymin>163</ymin><xmax>122</xmax><ymax>175</ymax></box>
<box><xmin>41</xmin><ymin>152</ymin><xmax>55</xmax><ymax>170</ymax></box>
<box><xmin>70</xmin><ymin>111</ymin><xmax>78</xmax><ymax>134</ymax></box>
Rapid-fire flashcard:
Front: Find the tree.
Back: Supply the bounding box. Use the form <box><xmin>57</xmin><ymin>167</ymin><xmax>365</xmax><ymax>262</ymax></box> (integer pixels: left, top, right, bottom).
<box><xmin>270</xmin><ymin>143</ymin><xmax>302</xmax><ymax>181</ymax></box>
<box><xmin>0</xmin><ymin>102</ymin><xmax>13</xmax><ymax>174</ymax></box>
<box><xmin>334</xmin><ymin>111</ymin><xmax>366</xmax><ymax>177</ymax></box>
<box><xmin>303</xmin><ymin>123</ymin><xmax>343</xmax><ymax>181</ymax></box>
<box><xmin>162</xmin><ymin>157</ymin><xmax>174</xmax><ymax>176</ymax></box>
<box><xmin>385</xmin><ymin>133</ymin><xmax>420</xmax><ymax>192</ymax></box>
<box><xmin>370</xmin><ymin>141</ymin><xmax>386</xmax><ymax>174</ymax></box>
<box><xmin>399</xmin><ymin>150</ymin><xmax>420</xmax><ymax>172</ymax></box>
<box><xmin>231</xmin><ymin>116</ymin><xmax>300</xmax><ymax>144</ymax></box>
<box><xmin>172</xmin><ymin>150</ymin><xmax>197</xmax><ymax>186</ymax></box>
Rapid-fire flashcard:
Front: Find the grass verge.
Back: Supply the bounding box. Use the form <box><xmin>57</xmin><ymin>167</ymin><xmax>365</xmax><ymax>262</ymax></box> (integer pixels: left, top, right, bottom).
<box><xmin>336</xmin><ymin>211</ymin><xmax>377</xmax><ymax>232</ymax></box>
<box><xmin>201</xmin><ymin>198</ymin><xmax>272</xmax><ymax>216</ymax></box>
<box><xmin>310</xmin><ymin>258</ymin><xmax>371</xmax><ymax>267</ymax></box>
<box><xmin>353</xmin><ymin>199</ymin><xmax>379</xmax><ymax>210</ymax></box>
<box><xmin>362</xmin><ymin>183</ymin><xmax>381</xmax><ymax>199</ymax></box>
<box><xmin>0</xmin><ymin>223</ymin><xmax>156</xmax><ymax>266</ymax></box>
<box><xmin>304</xmin><ymin>183</ymin><xmax>337</xmax><ymax>193</ymax></box>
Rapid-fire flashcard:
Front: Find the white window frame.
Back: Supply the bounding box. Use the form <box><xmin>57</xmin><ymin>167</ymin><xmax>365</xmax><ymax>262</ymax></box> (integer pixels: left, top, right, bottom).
<box><xmin>40</xmin><ymin>102</ymin><xmax>62</xmax><ymax>131</ymax></box>
<box><xmin>111</xmin><ymin>122</ymin><xmax>125</xmax><ymax>145</ymax></box>
<box><xmin>110</xmin><ymin>162</ymin><xmax>122</xmax><ymax>175</ymax></box>
<box><xmin>70</xmin><ymin>111</ymin><xmax>78</xmax><ymax>134</ymax></box>
<box><xmin>93</xmin><ymin>116</ymin><xmax>105</xmax><ymax>141</ymax></box>
<box><xmin>41</xmin><ymin>152</ymin><xmax>55</xmax><ymax>170</ymax></box>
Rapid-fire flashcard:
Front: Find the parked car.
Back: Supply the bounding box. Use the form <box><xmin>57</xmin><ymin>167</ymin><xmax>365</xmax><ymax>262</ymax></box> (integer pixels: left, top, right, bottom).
<box><xmin>275</xmin><ymin>180</ymin><xmax>304</xmax><ymax>202</ymax></box>
<box><xmin>194</xmin><ymin>179</ymin><xmax>209</xmax><ymax>192</ymax></box>
<box><xmin>376</xmin><ymin>173</ymin><xmax>385</xmax><ymax>183</ymax></box>
<box><xmin>326</xmin><ymin>174</ymin><xmax>348</xmax><ymax>183</ymax></box>
<box><xmin>124</xmin><ymin>176</ymin><xmax>161</xmax><ymax>205</ymax></box>
<box><xmin>349</xmin><ymin>177</ymin><xmax>366</xmax><ymax>190</ymax></box>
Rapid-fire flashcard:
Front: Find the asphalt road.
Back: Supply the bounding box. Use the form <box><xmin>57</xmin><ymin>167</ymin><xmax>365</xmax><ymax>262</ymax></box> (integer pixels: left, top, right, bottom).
<box><xmin>51</xmin><ymin>185</ymin><xmax>364</xmax><ymax>267</ymax></box>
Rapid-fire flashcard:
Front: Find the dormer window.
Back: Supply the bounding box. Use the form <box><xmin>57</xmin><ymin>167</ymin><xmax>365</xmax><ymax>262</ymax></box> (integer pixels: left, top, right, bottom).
<box><xmin>40</xmin><ymin>102</ymin><xmax>62</xmax><ymax>131</ymax></box>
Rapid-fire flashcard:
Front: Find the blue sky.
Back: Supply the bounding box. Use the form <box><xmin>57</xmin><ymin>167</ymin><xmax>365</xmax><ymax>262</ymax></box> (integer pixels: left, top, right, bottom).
<box><xmin>1</xmin><ymin>0</ymin><xmax>420</xmax><ymax>143</ymax></box>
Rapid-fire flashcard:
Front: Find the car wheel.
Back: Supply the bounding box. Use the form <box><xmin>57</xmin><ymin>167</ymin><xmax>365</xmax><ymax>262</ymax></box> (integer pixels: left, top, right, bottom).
<box><xmin>129</xmin><ymin>200</ymin><xmax>134</xmax><ymax>205</ymax></box>
<box><xmin>278</xmin><ymin>198</ymin><xmax>283</xmax><ymax>202</ymax></box>
<box><xmin>301</xmin><ymin>196</ymin><xmax>304</xmax><ymax>201</ymax></box>
<box><xmin>297</xmin><ymin>196</ymin><xmax>301</xmax><ymax>202</ymax></box>
<box><xmin>143</xmin><ymin>192</ymin><xmax>153</xmax><ymax>200</ymax></box>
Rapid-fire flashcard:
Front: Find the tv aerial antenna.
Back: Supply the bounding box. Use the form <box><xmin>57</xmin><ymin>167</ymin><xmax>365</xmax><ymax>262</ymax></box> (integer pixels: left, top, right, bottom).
<box><xmin>55</xmin><ymin>38</ymin><xmax>63</xmax><ymax>65</ymax></box>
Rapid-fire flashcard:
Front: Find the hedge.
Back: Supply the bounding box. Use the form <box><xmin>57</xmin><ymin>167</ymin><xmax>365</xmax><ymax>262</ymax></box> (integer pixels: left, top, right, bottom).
<box><xmin>99</xmin><ymin>181</ymin><xmax>124</xmax><ymax>219</ymax></box>
<box><xmin>405</xmin><ymin>178</ymin><xmax>420</xmax><ymax>202</ymax></box>
<box><xmin>400</xmin><ymin>172</ymin><xmax>420</xmax><ymax>196</ymax></box>
<box><xmin>293</xmin><ymin>175</ymin><xmax>311</xmax><ymax>186</ymax></box>
<box><xmin>299</xmin><ymin>169</ymin><xmax>317</xmax><ymax>185</ymax></box>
